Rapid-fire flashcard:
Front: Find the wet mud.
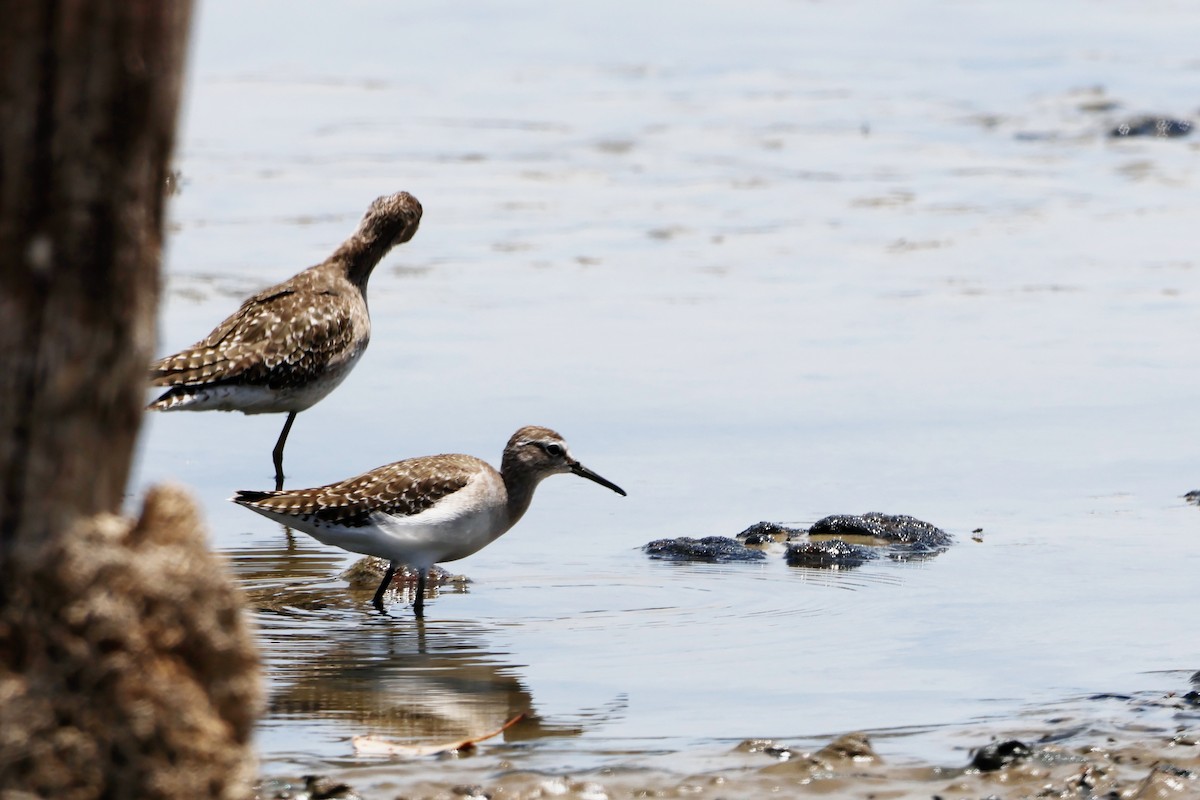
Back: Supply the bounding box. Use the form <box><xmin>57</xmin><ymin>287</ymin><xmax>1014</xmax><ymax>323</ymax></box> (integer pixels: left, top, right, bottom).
<box><xmin>255</xmin><ymin>681</ymin><xmax>1200</xmax><ymax>799</ymax></box>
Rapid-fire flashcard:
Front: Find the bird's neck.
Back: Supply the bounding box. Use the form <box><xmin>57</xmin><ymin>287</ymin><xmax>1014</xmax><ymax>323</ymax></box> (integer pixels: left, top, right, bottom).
<box><xmin>329</xmin><ymin>229</ymin><xmax>394</xmax><ymax>289</ymax></box>
<box><xmin>501</xmin><ymin>461</ymin><xmax>541</xmax><ymax>527</ymax></box>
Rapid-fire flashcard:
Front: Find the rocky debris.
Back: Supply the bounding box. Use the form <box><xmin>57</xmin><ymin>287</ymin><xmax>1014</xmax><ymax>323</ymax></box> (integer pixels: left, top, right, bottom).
<box><xmin>808</xmin><ymin>512</ymin><xmax>953</xmax><ymax>551</ymax></box>
<box><xmin>643</xmin><ymin>536</ymin><xmax>766</xmax><ymax>562</ymax></box>
<box><xmin>1133</xmin><ymin>763</ymin><xmax>1199</xmax><ymax>798</ymax></box>
<box><xmin>788</xmin><ymin>512</ymin><xmax>953</xmax><ymax>569</ymax></box>
<box><xmin>1109</xmin><ymin>116</ymin><xmax>1192</xmax><ymax>138</ymax></box>
<box><xmin>815</xmin><ymin>732</ymin><xmax>879</xmax><ymax>764</ymax></box>
<box><xmin>970</xmin><ymin>739</ymin><xmax>1033</xmax><ymax>771</ymax></box>
<box><xmin>256</xmin><ymin>775</ymin><xmax>362</xmax><ymax>800</ymax></box>
<box><xmin>648</xmin><ymin>513</ymin><xmax>953</xmax><ymax>569</ymax></box>
<box><xmin>785</xmin><ymin>538</ymin><xmax>878</xmax><ymax>568</ymax></box>
<box><xmin>341</xmin><ymin>557</ymin><xmax>470</xmax><ymax>590</ymax></box>
<box><xmin>257</xmin><ymin>683</ymin><xmax>1200</xmax><ymax>799</ymax></box>
<box><xmin>738</xmin><ymin>732</ymin><xmax>881</xmax><ymax>773</ymax></box>
<box><xmin>736</xmin><ymin>521</ymin><xmax>802</xmax><ymax>545</ymax></box>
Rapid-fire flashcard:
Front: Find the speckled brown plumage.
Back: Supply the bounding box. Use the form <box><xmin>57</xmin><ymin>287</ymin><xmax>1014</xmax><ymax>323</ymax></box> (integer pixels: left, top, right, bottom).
<box><xmin>148</xmin><ymin>278</ymin><xmax>362</xmax><ymax>399</ymax></box>
<box><xmin>232</xmin><ymin>425</ymin><xmax>627</xmax><ymax>616</ymax></box>
<box><xmin>148</xmin><ymin>191</ymin><xmax>422</xmax><ymax>486</ymax></box>
<box><xmin>148</xmin><ymin>191</ymin><xmax>422</xmax><ymax>409</ymax></box>
<box><xmin>235</xmin><ymin>454</ymin><xmax>481</xmax><ymax>528</ymax></box>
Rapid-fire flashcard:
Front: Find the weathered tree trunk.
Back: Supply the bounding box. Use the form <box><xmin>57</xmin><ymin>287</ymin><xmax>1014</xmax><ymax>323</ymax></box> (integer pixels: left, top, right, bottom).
<box><xmin>0</xmin><ymin>0</ymin><xmax>188</xmax><ymax>556</ymax></box>
<box><xmin>0</xmin><ymin>3</ymin><xmax>262</xmax><ymax>798</ymax></box>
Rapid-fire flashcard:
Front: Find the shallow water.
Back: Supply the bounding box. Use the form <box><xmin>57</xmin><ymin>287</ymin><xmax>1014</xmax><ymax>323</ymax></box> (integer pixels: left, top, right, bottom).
<box><xmin>132</xmin><ymin>0</ymin><xmax>1200</xmax><ymax>791</ymax></box>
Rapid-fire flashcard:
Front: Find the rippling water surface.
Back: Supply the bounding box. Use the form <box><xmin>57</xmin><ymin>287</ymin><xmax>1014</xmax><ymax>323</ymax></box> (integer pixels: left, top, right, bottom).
<box><xmin>131</xmin><ymin>0</ymin><xmax>1200</xmax><ymax>789</ymax></box>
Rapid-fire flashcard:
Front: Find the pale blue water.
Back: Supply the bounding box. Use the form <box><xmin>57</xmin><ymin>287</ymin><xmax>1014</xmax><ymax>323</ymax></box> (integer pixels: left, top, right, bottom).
<box><xmin>132</xmin><ymin>0</ymin><xmax>1200</xmax><ymax>789</ymax></box>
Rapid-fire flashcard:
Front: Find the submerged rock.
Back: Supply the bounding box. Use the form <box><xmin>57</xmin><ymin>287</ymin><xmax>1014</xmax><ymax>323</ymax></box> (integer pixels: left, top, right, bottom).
<box><xmin>815</xmin><ymin>732</ymin><xmax>878</xmax><ymax>764</ymax></box>
<box><xmin>785</xmin><ymin>539</ymin><xmax>878</xmax><ymax>568</ymax></box>
<box><xmin>736</xmin><ymin>521</ymin><xmax>803</xmax><ymax>545</ymax></box>
<box><xmin>971</xmin><ymin>739</ymin><xmax>1032</xmax><ymax>772</ymax></box>
<box><xmin>643</xmin><ymin>536</ymin><xmax>766</xmax><ymax>562</ymax></box>
<box><xmin>1109</xmin><ymin>116</ymin><xmax>1192</xmax><ymax>138</ymax></box>
<box><xmin>650</xmin><ymin>514</ymin><xmax>951</xmax><ymax>569</ymax></box>
<box><xmin>741</xmin><ymin>732</ymin><xmax>881</xmax><ymax>776</ymax></box>
<box><xmin>808</xmin><ymin>512</ymin><xmax>953</xmax><ymax>560</ymax></box>
<box><xmin>784</xmin><ymin>512</ymin><xmax>952</xmax><ymax>569</ymax></box>
<box><xmin>341</xmin><ymin>556</ymin><xmax>470</xmax><ymax>589</ymax></box>
<box><xmin>808</xmin><ymin>512</ymin><xmax>952</xmax><ymax>549</ymax></box>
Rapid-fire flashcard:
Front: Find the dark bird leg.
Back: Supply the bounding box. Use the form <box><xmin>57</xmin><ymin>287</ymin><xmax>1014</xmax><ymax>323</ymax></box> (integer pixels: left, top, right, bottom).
<box><xmin>372</xmin><ymin>560</ymin><xmax>397</xmax><ymax>612</ymax></box>
<box><xmin>413</xmin><ymin>567</ymin><xmax>428</xmax><ymax>619</ymax></box>
<box><xmin>272</xmin><ymin>411</ymin><xmax>297</xmax><ymax>490</ymax></box>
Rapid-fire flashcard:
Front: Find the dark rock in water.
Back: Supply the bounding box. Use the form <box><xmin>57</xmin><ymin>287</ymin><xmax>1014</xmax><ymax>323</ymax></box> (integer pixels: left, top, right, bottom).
<box><xmin>643</xmin><ymin>536</ymin><xmax>766</xmax><ymax>562</ymax></box>
<box><xmin>1185</xmin><ymin>491</ymin><xmax>1200</xmax><ymax>506</ymax></box>
<box><xmin>306</xmin><ymin>776</ymin><xmax>361</xmax><ymax>800</ymax></box>
<box><xmin>785</xmin><ymin>539</ymin><xmax>878</xmax><ymax>568</ymax></box>
<box><xmin>1088</xmin><ymin>692</ymin><xmax>1134</xmax><ymax>702</ymax></box>
<box><xmin>736</xmin><ymin>521</ymin><xmax>803</xmax><ymax>545</ymax></box>
<box><xmin>782</xmin><ymin>512</ymin><xmax>952</xmax><ymax>569</ymax></box>
<box><xmin>809</xmin><ymin>512</ymin><xmax>953</xmax><ymax>553</ymax></box>
<box><xmin>256</xmin><ymin>775</ymin><xmax>363</xmax><ymax>800</ymax></box>
<box><xmin>1109</xmin><ymin>116</ymin><xmax>1192</xmax><ymax>138</ymax></box>
<box><xmin>971</xmin><ymin>739</ymin><xmax>1032</xmax><ymax>772</ymax></box>
<box><xmin>661</xmin><ymin>514</ymin><xmax>951</xmax><ymax>569</ymax></box>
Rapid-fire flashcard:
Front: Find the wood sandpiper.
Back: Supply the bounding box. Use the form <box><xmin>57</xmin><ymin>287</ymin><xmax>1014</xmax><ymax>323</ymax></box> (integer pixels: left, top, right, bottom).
<box><xmin>233</xmin><ymin>425</ymin><xmax>626</xmax><ymax>616</ymax></box>
<box><xmin>148</xmin><ymin>191</ymin><xmax>423</xmax><ymax>488</ymax></box>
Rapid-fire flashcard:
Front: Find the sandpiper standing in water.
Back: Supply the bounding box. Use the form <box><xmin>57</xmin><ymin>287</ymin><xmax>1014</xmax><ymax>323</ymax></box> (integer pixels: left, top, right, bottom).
<box><xmin>148</xmin><ymin>191</ymin><xmax>423</xmax><ymax>488</ymax></box>
<box><xmin>233</xmin><ymin>425</ymin><xmax>626</xmax><ymax>617</ymax></box>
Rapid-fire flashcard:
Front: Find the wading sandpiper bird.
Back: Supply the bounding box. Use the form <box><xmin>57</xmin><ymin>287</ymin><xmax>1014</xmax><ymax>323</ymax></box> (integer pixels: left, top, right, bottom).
<box><xmin>148</xmin><ymin>191</ymin><xmax>423</xmax><ymax>489</ymax></box>
<box><xmin>233</xmin><ymin>425</ymin><xmax>626</xmax><ymax>616</ymax></box>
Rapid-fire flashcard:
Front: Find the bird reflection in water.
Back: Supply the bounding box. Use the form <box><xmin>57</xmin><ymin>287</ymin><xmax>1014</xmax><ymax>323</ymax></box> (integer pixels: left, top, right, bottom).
<box><xmin>224</xmin><ymin>541</ymin><xmax>613</xmax><ymax>746</ymax></box>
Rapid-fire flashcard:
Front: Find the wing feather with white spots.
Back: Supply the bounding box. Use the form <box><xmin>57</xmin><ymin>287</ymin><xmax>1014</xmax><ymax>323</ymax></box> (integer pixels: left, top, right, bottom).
<box><xmin>234</xmin><ymin>454</ymin><xmax>485</xmax><ymax>528</ymax></box>
<box><xmin>148</xmin><ymin>274</ymin><xmax>362</xmax><ymax>393</ymax></box>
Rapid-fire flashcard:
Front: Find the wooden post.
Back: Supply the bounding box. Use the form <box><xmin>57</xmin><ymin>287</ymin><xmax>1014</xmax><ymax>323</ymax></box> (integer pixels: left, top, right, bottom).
<box><xmin>0</xmin><ymin>3</ymin><xmax>262</xmax><ymax>798</ymax></box>
<box><xmin>0</xmin><ymin>0</ymin><xmax>190</xmax><ymax>555</ymax></box>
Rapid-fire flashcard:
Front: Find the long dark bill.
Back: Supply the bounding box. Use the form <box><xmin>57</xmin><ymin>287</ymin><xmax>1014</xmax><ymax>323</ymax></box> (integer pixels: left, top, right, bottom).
<box><xmin>570</xmin><ymin>462</ymin><xmax>627</xmax><ymax>496</ymax></box>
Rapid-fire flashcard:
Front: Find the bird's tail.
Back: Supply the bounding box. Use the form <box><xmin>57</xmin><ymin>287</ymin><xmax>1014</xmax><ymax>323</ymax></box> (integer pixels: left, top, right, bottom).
<box><xmin>232</xmin><ymin>490</ymin><xmax>275</xmax><ymax>504</ymax></box>
<box><xmin>145</xmin><ymin>386</ymin><xmax>195</xmax><ymax>411</ymax></box>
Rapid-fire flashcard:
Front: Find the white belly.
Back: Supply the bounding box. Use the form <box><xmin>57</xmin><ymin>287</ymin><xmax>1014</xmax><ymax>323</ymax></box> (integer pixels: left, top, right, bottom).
<box><xmin>159</xmin><ymin>344</ymin><xmax>366</xmax><ymax>414</ymax></box>
<box><xmin>296</xmin><ymin>471</ymin><xmax>513</xmax><ymax>569</ymax></box>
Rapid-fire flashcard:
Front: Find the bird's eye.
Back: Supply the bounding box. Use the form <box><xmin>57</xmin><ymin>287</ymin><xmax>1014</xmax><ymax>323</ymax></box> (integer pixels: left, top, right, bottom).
<box><xmin>543</xmin><ymin>443</ymin><xmax>564</xmax><ymax>457</ymax></box>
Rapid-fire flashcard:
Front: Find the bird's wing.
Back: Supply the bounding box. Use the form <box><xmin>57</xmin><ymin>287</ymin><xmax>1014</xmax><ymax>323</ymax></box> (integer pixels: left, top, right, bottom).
<box><xmin>149</xmin><ymin>284</ymin><xmax>358</xmax><ymax>388</ymax></box>
<box><xmin>235</xmin><ymin>455</ymin><xmax>479</xmax><ymax>528</ymax></box>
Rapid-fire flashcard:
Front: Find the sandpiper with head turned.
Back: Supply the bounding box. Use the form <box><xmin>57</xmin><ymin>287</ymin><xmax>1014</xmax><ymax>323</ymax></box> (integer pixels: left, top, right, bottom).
<box><xmin>148</xmin><ymin>191</ymin><xmax>423</xmax><ymax>489</ymax></box>
<box><xmin>233</xmin><ymin>425</ymin><xmax>626</xmax><ymax>617</ymax></box>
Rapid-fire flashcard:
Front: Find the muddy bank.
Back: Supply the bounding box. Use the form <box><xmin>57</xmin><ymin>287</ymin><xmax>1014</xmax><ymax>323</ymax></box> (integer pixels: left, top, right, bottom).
<box><xmin>257</xmin><ymin>679</ymin><xmax>1199</xmax><ymax>799</ymax></box>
